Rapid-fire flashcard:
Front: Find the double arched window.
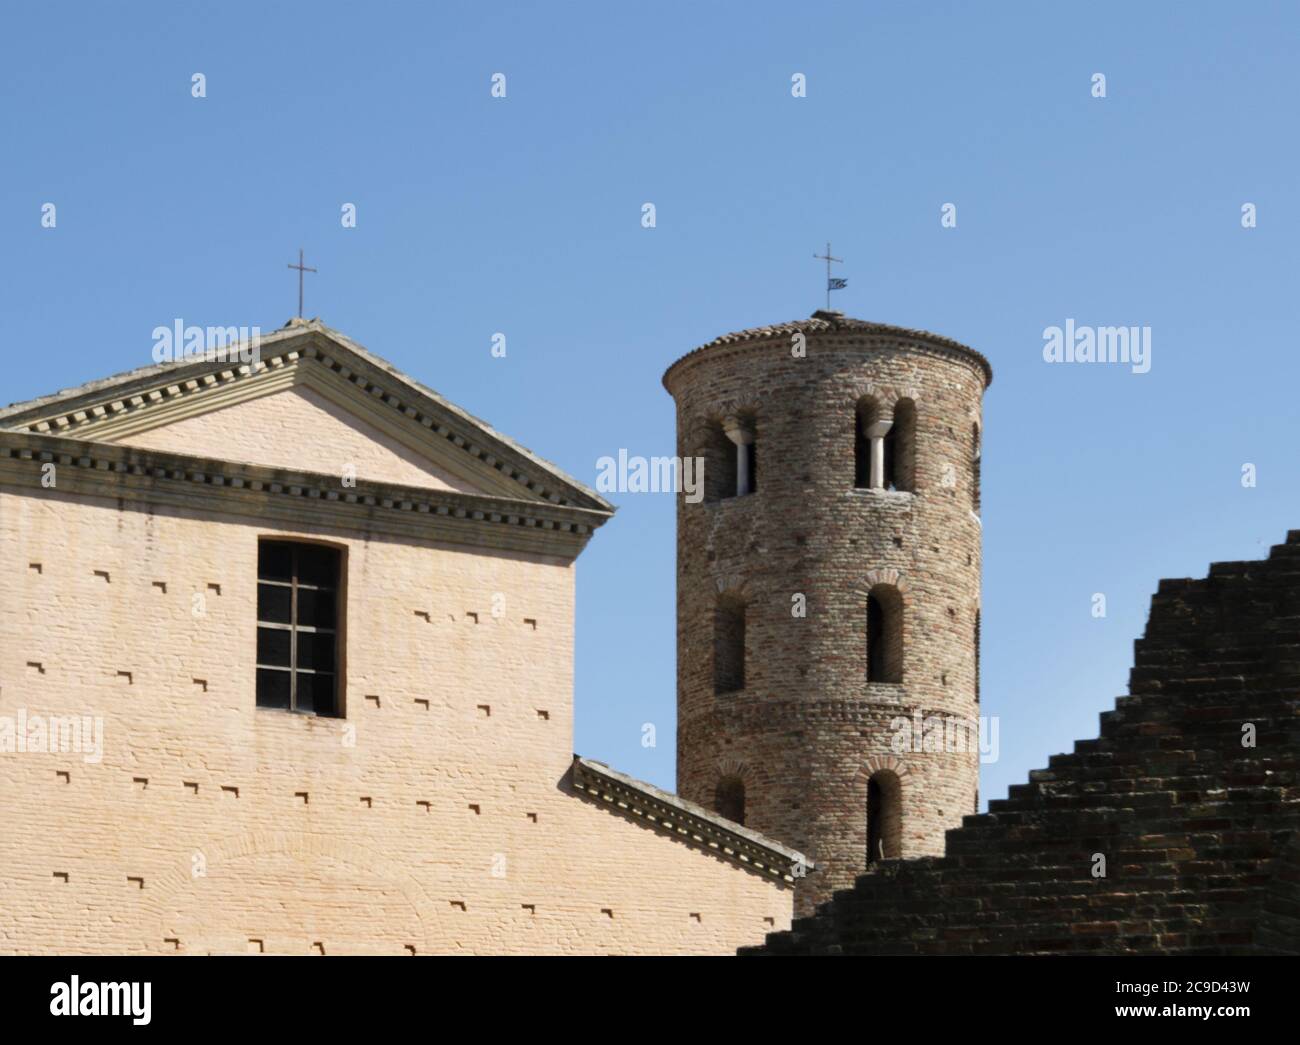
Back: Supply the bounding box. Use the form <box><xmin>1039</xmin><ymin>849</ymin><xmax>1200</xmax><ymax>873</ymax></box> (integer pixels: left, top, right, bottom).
<box><xmin>854</xmin><ymin>397</ymin><xmax>915</xmax><ymax>491</ymax></box>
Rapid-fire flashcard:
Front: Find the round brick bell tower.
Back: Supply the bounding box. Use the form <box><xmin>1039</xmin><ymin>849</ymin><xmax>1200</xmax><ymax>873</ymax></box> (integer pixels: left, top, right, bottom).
<box><xmin>663</xmin><ymin>310</ymin><xmax>992</xmax><ymax>915</ymax></box>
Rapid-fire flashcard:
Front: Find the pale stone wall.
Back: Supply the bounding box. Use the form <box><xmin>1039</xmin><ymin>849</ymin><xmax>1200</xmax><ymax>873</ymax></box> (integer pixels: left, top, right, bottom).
<box><xmin>119</xmin><ymin>385</ymin><xmax>480</xmax><ymax>493</ymax></box>
<box><xmin>0</xmin><ymin>487</ymin><xmax>791</xmax><ymax>954</ymax></box>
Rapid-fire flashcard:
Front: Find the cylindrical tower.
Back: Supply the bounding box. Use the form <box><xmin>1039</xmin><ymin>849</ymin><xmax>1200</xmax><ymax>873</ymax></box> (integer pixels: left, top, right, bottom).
<box><xmin>664</xmin><ymin>310</ymin><xmax>991</xmax><ymax>914</ymax></box>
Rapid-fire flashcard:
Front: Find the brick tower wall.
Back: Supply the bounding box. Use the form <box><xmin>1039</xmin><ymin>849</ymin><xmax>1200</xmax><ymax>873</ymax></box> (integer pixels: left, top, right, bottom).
<box><xmin>745</xmin><ymin>532</ymin><xmax>1300</xmax><ymax>954</ymax></box>
<box><xmin>664</xmin><ymin>314</ymin><xmax>991</xmax><ymax>914</ymax></box>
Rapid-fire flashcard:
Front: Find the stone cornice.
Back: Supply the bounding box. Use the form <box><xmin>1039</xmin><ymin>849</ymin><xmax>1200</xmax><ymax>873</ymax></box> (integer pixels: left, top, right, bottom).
<box><xmin>570</xmin><ymin>756</ymin><xmax>810</xmax><ymax>884</ymax></box>
<box><xmin>0</xmin><ymin>431</ymin><xmax>611</xmax><ymax>559</ymax></box>
<box><xmin>0</xmin><ymin>319</ymin><xmax>613</xmax><ymax>514</ymax></box>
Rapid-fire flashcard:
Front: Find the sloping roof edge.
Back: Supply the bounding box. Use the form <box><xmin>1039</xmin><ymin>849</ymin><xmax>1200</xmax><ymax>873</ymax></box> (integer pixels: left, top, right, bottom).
<box><xmin>0</xmin><ymin>318</ymin><xmax>613</xmax><ymax>514</ymax></box>
<box><xmin>571</xmin><ymin>755</ymin><xmax>811</xmax><ymax>885</ymax></box>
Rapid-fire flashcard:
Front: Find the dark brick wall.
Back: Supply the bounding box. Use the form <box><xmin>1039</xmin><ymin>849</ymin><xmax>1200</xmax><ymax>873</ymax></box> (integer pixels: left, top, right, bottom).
<box><xmin>744</xmin><ymin>533</ymin><xmax>1300</xmax><ymax>954</ymax></box>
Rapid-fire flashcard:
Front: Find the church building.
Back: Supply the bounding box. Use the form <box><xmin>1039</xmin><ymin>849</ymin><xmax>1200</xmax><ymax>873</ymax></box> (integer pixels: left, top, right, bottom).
<box><xmin>0</xmin><ymin>317</ymin><xmax>802</xmax><ymax>955</ymax></box>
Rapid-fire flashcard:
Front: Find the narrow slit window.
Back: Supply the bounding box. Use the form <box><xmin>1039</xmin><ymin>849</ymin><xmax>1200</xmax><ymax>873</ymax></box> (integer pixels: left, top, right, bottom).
<box><xmin>256</xmin><ymin>540</ymin><xmax>343</xmax><ymax>717</ymax></box>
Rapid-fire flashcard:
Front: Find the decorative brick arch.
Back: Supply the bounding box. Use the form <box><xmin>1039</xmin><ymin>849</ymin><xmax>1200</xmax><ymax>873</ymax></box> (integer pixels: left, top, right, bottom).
<box><xmin>854</xmin><ymin>754</ymin><xmax>912</xmax><ymax>787</ymax></box>
<box><xmin>716</xmin><ymin>757</ymin><xmax>752</xmax><ymax>783</ymax></box>
<box><xmin>861</xmin><ymin>568</ymin><xmax>907</xmax><ymax>594</ymax></box>
<box><xmin>714</xmin><ymin>574</ymin><xmax>749</xmax><ymax>600</ymax></box>
<box><xmin>137</xmin><ymin>831</ymin><xmax>440</xmax><ymax>954</ymax></box>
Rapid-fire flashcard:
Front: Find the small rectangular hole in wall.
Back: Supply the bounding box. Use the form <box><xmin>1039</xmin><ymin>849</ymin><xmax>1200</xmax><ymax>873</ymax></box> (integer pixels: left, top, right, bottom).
<box><xmin>184</xmin><ymin>781</ymin><xmax>199</xmax><ymax>794</ymax></box>
<box><xmin>116</xmin><ymin>671</ymin><xmax>133</xmax><ymax>685</ymax></box>
<box><xmin>152</xmin><ymin>581</ymin><xmax>167</xmax><ymax>593</ymax></box>
<box><xmin>53</xmin><ymin>872</ymin><xmax>69</xmax><ymax>883</ymax></box>
<box><xmin>294</xmin><ymin>791</ymin><xmax>309</xmax><ymax>805</ymax></box>
<box><xmin>56</xmin><ymin>771</ymin><xmax>70</xmax><ymax>784</ymax></box>
<box><xmin>404</xmin><ymin>945</ymin><xmax>417</xmax><ymax>955</ymax></box>
<box><xmin>450</xmin><ymin>901</ymin><xmax>466</xmax><ymax>912</ymax></box>
<box><xmin>132</xmin><ymin>777</ymin><xmax>148</xmax><ymax>790</ymax></box>
<box><xmin>468</xmin><ymin>803</ymin><xmax>480</xmax><ymax>815</ymax></box>
<box><xmin>207</xmin><ymin>583</ymin><xmax>221</xmax><ymax>595</ymax></box>
<box><xmin>521</xmin><ymin>904</ymin><xmax>535</xmax><ymax>916</ymax></box>
<box><xmin>416</xmin><ymin>800</ymin><xmax>431</xmax><ymax>813</ymax></box>
<box><xmin>364</xmin><ymin>694</ymin><xmax>381</xmax><ymax>708</ymax></box>
<box><xmin>413</xmin><ymin>610</ymin><xmax>430</xmax><ymax>622</ymax></box>
<box><xmin>414</xmin><ymin>698</ymin><xmax>430</xmax><ymax>710</ymax></box>
<box><xmin>127</xmin><ymin>876</ymin><xmax>144</xmax><ymax>889</ymax></box>
<box><xmin>477</xmin><ymin>704</ymin><xmax>491</xmax><ymax>717</ymax></box>
<box><xmin>465</xmin><ymin>612</ymin><xmax>479</xmax><ymax>624</ymax></box>
<box><xmin>763</xmin><ymin>917</ymin><xmax>775</xmax><ymax>926</ymax></box>
<box><xmin>311</xmin><ymin>942</ymin><xmax>325</xmax><ymax>955</ymax></box>
<box><xmin>164</xmin><ymin>938</ymin><xmax>180</xmax><ymax>950</ymax></box>
<box><xmin>600</xmin><ymin>908</ymin><xmax>614</xmax><ymax>919</ymax></box>
<box><xmin>360</xmin><ymin>796</ymin><xmax>372</xmax><ymax>808</ymax></box>
<box><xmin>93</xmin><ymin>570</ymin><xmax>111</xmax><ymax>583</ymax></box>
<box><xmin>29</xmin><ymin>563</ymin><xmax>42</xmax><ymax>574</ymax></box>
<box><xmin>523</xmin><ymin>618</ymin><xmax>537</xmax><ymax>630</ymax></box>
<box><xmin>536</xmin><ymin>709</ymin><xmax>549</xmax><ymax>720</ymax></box>
<box><xmin>689</xmin><ymin>913</ymin><xmax>702</xmax><ymax>922</ymax></box>
<box><xmin>247</xmin><ymin>938</ymin><xmax>264</xmax><ymax>954</ymax></box>
<box><xmin>526</xmin><ymin>812</ymin><xmax>538</xmax><ymax>823</ymax></box>
<box><xmin>26</xmin><ymin>662</ymin><xmax>44</xmax><ymax>675</ymax></box>
<box><xmin>192</xmin><ymin>679</ymin><xmax>207</xmax><ymax>692</ymax></box>
<box><xmin>220</xmin><ymin>785</ymin><xmax>239</xmax><ymax>799</ymax></box>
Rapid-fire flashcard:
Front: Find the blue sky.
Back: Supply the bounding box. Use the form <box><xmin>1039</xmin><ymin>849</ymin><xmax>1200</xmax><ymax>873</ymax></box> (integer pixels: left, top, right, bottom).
<box><xmin>3</xmin><ymin>1</ymin><xmax>1298</xmax><ymax>810</ymax></box>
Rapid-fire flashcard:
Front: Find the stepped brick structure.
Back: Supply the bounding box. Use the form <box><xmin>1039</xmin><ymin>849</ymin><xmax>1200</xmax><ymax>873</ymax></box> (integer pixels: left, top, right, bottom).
<box><xmin>745</xmin><ymin>533</ymin><xmax>1300</xmax><ymax>954</ymax></box>
<box><xmin>664</xmin><ymin>311</ymin><xmax>992</xmax><ymax>915</ymax></box>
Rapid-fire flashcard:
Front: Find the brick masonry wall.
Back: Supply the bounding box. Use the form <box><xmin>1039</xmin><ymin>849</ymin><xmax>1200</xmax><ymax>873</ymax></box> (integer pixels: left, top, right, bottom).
<box><xmin>0</xmin><ymin>483</ymin><xmax>792</xmax><ymax>954</ymax></box>
<box><xmin>745</xmin><ymin>532</ymin><xmax>1300</xmax><ymax>954</ymax></box>
<box><xmin>664</xmin><ymin>314</ymin><xmax>990</xmax><ymax>915</ymax></box>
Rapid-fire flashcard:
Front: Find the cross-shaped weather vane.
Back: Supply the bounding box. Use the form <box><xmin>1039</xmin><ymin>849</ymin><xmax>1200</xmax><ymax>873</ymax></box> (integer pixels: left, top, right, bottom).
<box><xmin>814</xmin><ymin>242</ymin><xmax>846</xmax><ymax>310</ymax></box>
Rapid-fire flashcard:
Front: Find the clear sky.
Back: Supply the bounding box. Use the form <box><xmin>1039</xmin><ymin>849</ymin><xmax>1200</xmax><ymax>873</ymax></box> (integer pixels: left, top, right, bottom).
<box><xmin>3</xmin><ymin>1</ymin><xmax>1298</xmax><ymax>811</ymax></box>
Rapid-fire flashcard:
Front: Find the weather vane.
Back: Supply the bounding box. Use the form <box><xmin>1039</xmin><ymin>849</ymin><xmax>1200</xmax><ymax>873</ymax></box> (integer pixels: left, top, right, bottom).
<box><xmin>813</xmin><ymin>242</ymin><xmax>846</xmax><ymax>310</ymax></box>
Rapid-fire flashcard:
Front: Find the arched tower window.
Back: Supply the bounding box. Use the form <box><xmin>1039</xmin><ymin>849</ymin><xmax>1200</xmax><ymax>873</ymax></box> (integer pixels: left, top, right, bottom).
<box><xmin>715</xmin><ymin>776</ymin><xmax>746</xmax><ymax>825</ymax></box>
<box><xmin>700</xmin><ymin>420</ymin><xmax>736</xmax><ymax>503</ymax></box>
<box><xmin>866</xmin><ymin>770</ymin><xmax>902</xmax><ymax>862</ymax></box>
<box><xmin>713</xmin><ymin>594</ymin><xmax>746</xmax><ymax>694</ymax></box>
<box><xmin>854</xmin><ymin>396</ymin><xmax>885</xmax><ymax>489</ymax></box>
<box><xmin>866</xmin><ymin>584</ymin><xmax>903</xmax><ymax>683</ymax></box>
<box><xmin>885</xmin><ymin>398</ymin><xmax>916</xmax><ymax>492</ymax></box>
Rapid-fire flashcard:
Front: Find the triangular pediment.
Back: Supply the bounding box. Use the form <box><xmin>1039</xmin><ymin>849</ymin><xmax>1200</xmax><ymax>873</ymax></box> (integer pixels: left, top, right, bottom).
<box><xmin>0</xmin><ymin>320</ymin><xmax>610</xmax><ymax>510</ymax></box>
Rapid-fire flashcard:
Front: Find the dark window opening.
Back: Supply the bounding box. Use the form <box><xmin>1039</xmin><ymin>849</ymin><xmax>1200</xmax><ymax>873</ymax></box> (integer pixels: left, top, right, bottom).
<box><xmin>256</xmin><ymin>540</ymin><xmax>343</xmax><ymax>717</ymax></box>
<box><xmin>715</xmin><ymin>777</ymin><xmax>745</xmax><ymax>826</ymax></box>
<box><xmin>714</xmin><ymin>597</ymin><xmax>746</xmax><ymax>694</ymax></box>
<box><xmin>854</xmin><ymin>409</ymin><xmax>870</xmax><ymax>488</ymax></box>
<box><xmin>866</xmin><ymin>771</ymin><xmax>902</xmax><ymax>862</ymax></box>
<box><xmin>866</xmin><ymin>586</ymin><xmax>903</xmax><ymax>684</ymax></box>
